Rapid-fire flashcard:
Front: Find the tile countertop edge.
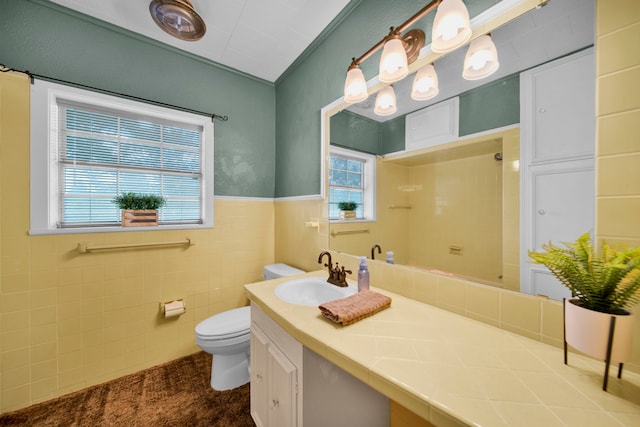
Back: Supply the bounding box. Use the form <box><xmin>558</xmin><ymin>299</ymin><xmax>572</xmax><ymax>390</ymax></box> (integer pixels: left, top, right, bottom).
<box><xmin>244</xmin><ymin>271</ymin><xmax>640</xmax><ymax>427</ymax></box>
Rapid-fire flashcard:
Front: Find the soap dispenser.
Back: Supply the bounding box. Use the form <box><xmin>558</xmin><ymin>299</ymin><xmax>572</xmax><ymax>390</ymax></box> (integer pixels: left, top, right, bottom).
<box><xmin>386</xmin><ymin>251</ymin><xmax>395</xmax><ymax>264</ymax></box>
<box><xmin>358</xmin><ymin>256</ymin><xmax>370</xmax><ymax>292</ymax></box>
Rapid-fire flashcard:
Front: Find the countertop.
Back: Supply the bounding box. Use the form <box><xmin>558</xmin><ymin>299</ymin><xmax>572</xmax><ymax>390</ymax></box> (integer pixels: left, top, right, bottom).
<box><xmin>245</xmin><ymin>271</ymin><xmax>640</xmax><ymax>426</ymax></box>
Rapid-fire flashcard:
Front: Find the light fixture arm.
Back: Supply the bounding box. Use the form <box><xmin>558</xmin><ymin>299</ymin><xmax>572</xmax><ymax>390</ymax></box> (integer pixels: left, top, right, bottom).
<box><xmin>349</xmin><ymin>0</ymin><xmax>442</xmax><ymax>68</ymax></box>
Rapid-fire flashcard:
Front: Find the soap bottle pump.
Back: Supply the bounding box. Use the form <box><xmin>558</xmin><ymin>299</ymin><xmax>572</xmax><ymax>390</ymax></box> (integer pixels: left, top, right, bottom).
<box><xmin>358</xmin><ymin>256</ymin><xmax>370</xmax><ymax>292</ymax></box>
<box><xmin>386</xmin><ymin>251</ymin><xmax>395</xmax><ymax>264</ymax></box>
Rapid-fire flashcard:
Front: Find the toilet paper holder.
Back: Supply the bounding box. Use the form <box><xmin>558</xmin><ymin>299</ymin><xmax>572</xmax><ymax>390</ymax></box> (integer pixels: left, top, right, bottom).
<box><xmin>160</xmin><ymin>299</ymin><xmax>186</xmax><ymax>318</ymax></box>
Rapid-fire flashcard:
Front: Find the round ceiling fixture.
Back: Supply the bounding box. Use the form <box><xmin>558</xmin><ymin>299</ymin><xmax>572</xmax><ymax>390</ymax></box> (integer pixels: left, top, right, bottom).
<box><xmin>149</xmin><ymin>0</ymin><xmax>206</xmax><ymax>41</ymax></box>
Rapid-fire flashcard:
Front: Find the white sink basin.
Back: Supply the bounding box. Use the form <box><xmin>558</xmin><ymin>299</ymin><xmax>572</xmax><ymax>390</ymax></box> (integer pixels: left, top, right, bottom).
<box><xmin>275</xmin><ymin>276</ymin><xmax>357</xmax><ymax>306</ymax></box>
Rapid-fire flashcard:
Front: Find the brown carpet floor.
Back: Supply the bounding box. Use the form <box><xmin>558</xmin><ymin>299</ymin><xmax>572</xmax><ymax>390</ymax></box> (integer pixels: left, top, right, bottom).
<box><xmin>0</xmin><ymin>351</ymin><xmax>256</xmax><ymax>427</ymax></box>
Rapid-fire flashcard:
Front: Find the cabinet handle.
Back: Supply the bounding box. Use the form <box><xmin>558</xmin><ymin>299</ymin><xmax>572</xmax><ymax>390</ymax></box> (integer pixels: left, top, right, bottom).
<box><xmin>538</xmin><ymin>209</ymin><xmax>546</xmax><ymax>215</ymax></box>
<box><xmin>538</xmin><ymin>108</ymin><xmax>546</xmax><ymax>113</ymax></box>
<box><xmin>272</xmin><ymin>398</ymin><xmax>279</xmax><ymax>407</ymax></box>
<box><xmin>256</xmin><ymin>373</ymin><xmax>263</xmax><ymax>380</ymax></box>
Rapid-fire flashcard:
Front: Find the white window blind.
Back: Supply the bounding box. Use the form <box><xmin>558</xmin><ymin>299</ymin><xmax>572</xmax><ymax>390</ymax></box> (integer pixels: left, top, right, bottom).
<box><xmin>58</xmin><ymin>102</ymin><xmax>203</xmax><ymax>227</ymax></box>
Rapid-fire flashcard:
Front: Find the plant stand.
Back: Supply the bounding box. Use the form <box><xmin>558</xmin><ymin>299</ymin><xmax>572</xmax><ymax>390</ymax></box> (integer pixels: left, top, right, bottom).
<box><xmin>563</xmin><ymin>298</ymin><xmax>632</xmax><ymax>391</ymax></box>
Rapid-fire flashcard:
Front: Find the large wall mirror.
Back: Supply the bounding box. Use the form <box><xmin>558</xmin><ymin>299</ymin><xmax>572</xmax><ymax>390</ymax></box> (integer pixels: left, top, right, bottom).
<box><xmin>324</xmin><ymin>0</ymin><xmax>595</xmax><ymax>296</ymax></box>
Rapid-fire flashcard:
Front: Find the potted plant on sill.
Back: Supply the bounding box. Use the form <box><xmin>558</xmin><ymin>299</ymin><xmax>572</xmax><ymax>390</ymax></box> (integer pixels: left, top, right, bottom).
<box><xmin>338</xmin><ymin>201</ymin><xmax>358</xmax><ymax>220</ymax></box>
<box><xmin>112</xmin><ymin>192</ymin><xmax>166</xmax><ymax>227</ymax></box>
<box><xmin>529</xmin><ymin>232</ymin><xmax>640</xmax><ymax>390</ymax></box>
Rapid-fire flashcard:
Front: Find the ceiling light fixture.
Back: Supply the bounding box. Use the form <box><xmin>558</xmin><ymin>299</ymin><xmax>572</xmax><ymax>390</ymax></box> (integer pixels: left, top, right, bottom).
<box><xmin>149</xmin><ymin>0</ymin><xmax>206</xmax><ymax>41</ymax></box>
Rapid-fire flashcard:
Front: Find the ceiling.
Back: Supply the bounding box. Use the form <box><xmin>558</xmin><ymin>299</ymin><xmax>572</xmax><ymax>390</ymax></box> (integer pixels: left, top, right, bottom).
<box><xmin>48</xmin><ymin>0</ymin><xmax>595</xmax><ymax>102</ymax></box>
<box><xmin>48</xmin><ymin>0</ymin><xmax>352</xmax><ymax>83</ymax></box>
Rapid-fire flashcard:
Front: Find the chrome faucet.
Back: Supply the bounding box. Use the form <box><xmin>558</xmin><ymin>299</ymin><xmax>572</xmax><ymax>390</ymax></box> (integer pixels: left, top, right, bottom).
<box><xmin>317</xmin><ymin>251</ymin><xmax>351</xmax><ymax>287</ymax></box>
<box><xmin>371</xmin><ymin>244</ymin><xmax>382</xmax><ymax>260</ymax></box>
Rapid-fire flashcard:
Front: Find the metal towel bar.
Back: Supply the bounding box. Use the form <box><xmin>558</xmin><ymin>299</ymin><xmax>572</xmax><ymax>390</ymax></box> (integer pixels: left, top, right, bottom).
<box><xmin>77</xmin><ymin>238</ymin><xmax>194</xmax><ymax>253</ymax></box>
<box><xmin>330</xmin><ymin>229</ymin><xmax>369</xmax><ymax>237</ymax></box>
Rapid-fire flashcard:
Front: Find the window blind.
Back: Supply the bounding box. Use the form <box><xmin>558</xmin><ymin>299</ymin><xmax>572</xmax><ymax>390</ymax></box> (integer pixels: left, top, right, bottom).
<box><xmin>58</xmin><ymin>101</ymin><xmax>203</xmax><ymax>227</ymax></box>
<box><xmin>328</xmin><ymin>154</ymin><xmax>364</xmax><ymax>219</ymax></box>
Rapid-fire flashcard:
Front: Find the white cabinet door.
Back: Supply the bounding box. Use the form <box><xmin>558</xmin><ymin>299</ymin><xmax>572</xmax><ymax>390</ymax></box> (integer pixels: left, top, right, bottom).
<box><xmin>405</xmin><ymin>97</ymin><xmax>459</xmax><ymax>151</ymax></box>
<box><xmin>521</xmin><ymin>48</ymin><xmax>595</xmax><ymax>299</ymax></box>
<box><xmin>250</xmin><ymin>325</ymin><xmax>269</xmax><ymax>427</ymax></box>
<box><xmin>268</xmin><ymin>343</ymin><xmax>297</xmax><ymax>427</ymax></box>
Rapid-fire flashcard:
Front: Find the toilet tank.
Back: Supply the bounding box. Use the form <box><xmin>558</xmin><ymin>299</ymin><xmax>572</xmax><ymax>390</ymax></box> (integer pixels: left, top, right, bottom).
<box><xmin>263</xmin><ymin>263</ymin><xmax>304</xmax><ymax>280</ymax></box>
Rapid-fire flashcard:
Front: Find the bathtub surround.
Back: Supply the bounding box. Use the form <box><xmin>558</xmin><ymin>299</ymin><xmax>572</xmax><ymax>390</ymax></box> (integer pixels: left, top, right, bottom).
<box><xmin>0</xmin><ymin>351</ymin><xmax>254</xmax><ymax>426</ymax></box>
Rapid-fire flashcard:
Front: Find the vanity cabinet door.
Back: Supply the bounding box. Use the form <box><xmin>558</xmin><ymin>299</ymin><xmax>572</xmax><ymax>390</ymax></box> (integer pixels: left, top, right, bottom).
<box><xmin>250</xmin><ymin>325</ymin><xmax>269</xmax><ymax>427</ymax></box>
<box><xmin>268</xmin><ymin>343</ymin><xmax>298</xmax><ymax>427</ymax></box>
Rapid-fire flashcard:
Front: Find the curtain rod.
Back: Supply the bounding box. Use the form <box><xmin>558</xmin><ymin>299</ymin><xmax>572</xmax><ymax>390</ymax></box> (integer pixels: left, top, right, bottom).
<box><xmin>0</xmin><ymin>64</ymin><xmax>228</xmax><ymax>122</ymax></box>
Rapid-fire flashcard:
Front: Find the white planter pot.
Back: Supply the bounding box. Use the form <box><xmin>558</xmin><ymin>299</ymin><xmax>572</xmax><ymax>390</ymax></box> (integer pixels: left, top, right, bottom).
<box><xmin>564</xmin><ymin>298</ymin><xmax>634</xmax><ymax>363</ymax></box>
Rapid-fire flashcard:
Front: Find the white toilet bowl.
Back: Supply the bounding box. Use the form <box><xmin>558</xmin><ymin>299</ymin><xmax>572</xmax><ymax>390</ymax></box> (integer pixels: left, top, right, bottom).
<box><xmin>195</xmin><ymin>263</ymin><xmax>304</xmax><ymax>390</ymax></box>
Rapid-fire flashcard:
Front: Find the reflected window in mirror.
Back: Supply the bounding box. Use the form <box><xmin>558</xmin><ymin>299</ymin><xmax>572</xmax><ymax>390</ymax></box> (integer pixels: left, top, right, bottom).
<box><xmin>329</xmin><ymin>146</ymin><xmax>376</xmax><ymax>221</ymax></box>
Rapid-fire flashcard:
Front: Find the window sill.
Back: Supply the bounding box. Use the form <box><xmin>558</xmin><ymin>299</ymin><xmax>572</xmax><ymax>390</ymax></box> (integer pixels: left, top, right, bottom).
<box><xmin>29</xmin><ymin>222</ymin><xmax>213</xmax><ymax>236</ymax></box>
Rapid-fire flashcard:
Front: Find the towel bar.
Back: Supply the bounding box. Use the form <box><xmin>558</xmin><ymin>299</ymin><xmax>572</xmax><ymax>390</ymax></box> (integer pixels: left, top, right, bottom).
<box><xmin>77</xmin><ymin>238</ymin><xmax>194</xmax><ymax>253</ymax></box>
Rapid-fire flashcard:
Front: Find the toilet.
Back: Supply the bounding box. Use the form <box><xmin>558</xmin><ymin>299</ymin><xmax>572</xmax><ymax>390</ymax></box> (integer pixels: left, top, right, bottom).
<box><xmin>195</xmin><ymin>263</ymin><xmax>304</xmax><ymax>390</ymax></box>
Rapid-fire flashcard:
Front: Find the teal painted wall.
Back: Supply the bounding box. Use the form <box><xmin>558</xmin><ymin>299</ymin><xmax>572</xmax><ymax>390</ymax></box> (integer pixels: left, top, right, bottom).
<box><xmin>379</xmin><ymin>116</ymin><xmax>406</xmax><ymax>155</ymax></box>
<box><xmin>330</xmin><ymin>111</ymin><xmax>380</xmax><ymax>154</ymax></box>
<box><xmin>274</xmin><ymin>0</ymin><xmax>502</xmax><ymax>197</ymax></box>
<box><xmin>459</xmin><ymin>74</ymin><xmax>520</xmax><ymax>136</ymax></box>
<box><xmin>0</xmin><ymin>0</ymin><xmax>276</xmax><ymax>198</ymax></box>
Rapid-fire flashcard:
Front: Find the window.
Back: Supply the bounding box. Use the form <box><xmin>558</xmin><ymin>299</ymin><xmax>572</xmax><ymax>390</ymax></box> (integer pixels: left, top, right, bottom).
<box><xmin>30</xmin><ymin>80</ymin><xmax>214</xmax><ymax>234</ymax></box>
<box><xmin>329</xmin><ymin>146</ymin><xmax>376</xmax><ymax>221</ymax></box>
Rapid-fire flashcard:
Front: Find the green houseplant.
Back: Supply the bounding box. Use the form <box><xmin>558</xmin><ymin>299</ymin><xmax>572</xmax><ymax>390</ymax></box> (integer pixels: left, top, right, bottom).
<box><xmin>529</xmin><ymin>232</ymin><xmax>640</xmax><ymax>390</ymax></box>
<box><xmin>112</xmin><ymin>192</ymin><xmax>166</xmax><ymax>227</ymax></box>
<box><xmin>338</xmin><ymin>201</ymin><xmax>358</xmax><ymax>220</ymax></box>
<box><xmin>529</xmin><ymin>232</ymin><xmax>640</xmax><ymax>315</ymax></box>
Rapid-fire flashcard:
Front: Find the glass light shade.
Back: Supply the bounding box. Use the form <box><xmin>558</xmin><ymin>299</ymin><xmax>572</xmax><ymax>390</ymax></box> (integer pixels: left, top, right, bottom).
<box><xmin>411</xmin><ymin>64</ymin><xmax>439</xmax><ymax>101</ymax></box>
<box><xmin>379</xmin><ymin>38</ymin><xmax>409</xmax><ymax>83</ymax></box>
<box><xmin>343</xmin><ymin>67</ymin><xmax>368</xmax><ymax>104</ymax></box>
<box><xmin>431</xmin><ymin>0</ymin><xmax>471</xmax><ymax>53</ymax></box>
<box><xmin>373</xmin><ymin>86</ymin><xmax>397</xmax><ymax>116</ymax></box>
<box><xmin>462</xmin><ymin>34</ymin><xmax>500</xmax><ymax>80</ymax></box>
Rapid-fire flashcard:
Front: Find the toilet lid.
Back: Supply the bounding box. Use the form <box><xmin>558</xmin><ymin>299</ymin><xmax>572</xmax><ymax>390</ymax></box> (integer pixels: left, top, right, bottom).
<box><xmin>195</xmin><ymin>306</ymin><xmax>251</xmax><ymax>340</ymax></box>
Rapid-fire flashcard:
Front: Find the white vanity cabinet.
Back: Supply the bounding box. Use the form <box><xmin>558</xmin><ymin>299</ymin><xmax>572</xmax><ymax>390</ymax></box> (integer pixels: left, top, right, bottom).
<box><xmin>250</xmin><ymin>302</ymin><xmax>390</xmax><ymax>427</ymax></box>
<box><xmin>250</xmin><ymin>303</ymin><xmax>302</xmax><ymax>427</ymax></box>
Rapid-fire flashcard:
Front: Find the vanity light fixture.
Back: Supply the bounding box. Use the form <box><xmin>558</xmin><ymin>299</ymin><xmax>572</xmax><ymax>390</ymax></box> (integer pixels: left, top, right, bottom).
<box><xmin>411</xmin><ymin>63</ymin><xmax>439</xmax><ymax>100</ymax></box>
<box><xmin>149</xmin><ymin>0</ymin><xmax>206</xmax><ymax>41</ymax></box>
<box><xmin>462</xmin><ymin>34</ymin><xmax>500</xmax><ymax>80</ymax></box>
<box><xmin>431</xmin><ymin>0</ymin><xmax>472</xmax><ymax>53</ymax></box>
<box><xmin>344</xmin><ymin>61</ymin><xmax>369</xmax><ymax>104</ymax></box>
<box><xmin>342</xmin><ymin>0</ymin><xmax>447</xmax><ymax>104</ymax></box>
<box><xmin>374</xmin><ymin>85</ymin><xmax>398</xmax><ymax>116</ymax></box>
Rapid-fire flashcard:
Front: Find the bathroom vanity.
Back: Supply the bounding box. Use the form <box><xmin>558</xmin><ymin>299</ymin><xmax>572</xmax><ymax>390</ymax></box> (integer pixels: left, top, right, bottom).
<box><xmin>246</xmin><ymin>271</ymin><xmax>640</xmax><ymax>426</ymax></box>
<box><xmin>250</xmin><ymin>300</ymin><xmax>389</xmax><ymax>427</ymax></box>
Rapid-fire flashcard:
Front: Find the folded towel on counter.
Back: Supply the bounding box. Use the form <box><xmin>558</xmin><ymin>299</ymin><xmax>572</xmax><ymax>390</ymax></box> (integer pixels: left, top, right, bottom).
<box><xmin>318</xmin><ymin>289</ymin><xmax>392</xmax><ymax>326</ymax></box>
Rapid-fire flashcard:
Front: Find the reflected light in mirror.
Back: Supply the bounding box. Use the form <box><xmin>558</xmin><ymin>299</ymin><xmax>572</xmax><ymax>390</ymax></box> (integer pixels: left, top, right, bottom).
<box><xmin>431</xmin><ymin>0</ymin><xmax>471</xmax><ymax>53</ymax></box>
<box><xmin>374</xmin><ymin>85</ymin><xmax>397</xmax><ymax>116</ymax></box>
<box><xmin>379</xmin><ymin>35</ymin><xmax>409</xmax><ymax>83</ymax></box>
<box><xmin>463</xmin><ymin>34</ymin><xmax>500</xmax><ymax>80</ymax></box>
<box><xmin>411</xmin><ymin>63</ymin><xmax>439</xmax><ymax>100</ymax></box>
<box><xmin>343</xmin><ymin>65</ymin><xmax>368</xmax><ymax>104</ymax></box>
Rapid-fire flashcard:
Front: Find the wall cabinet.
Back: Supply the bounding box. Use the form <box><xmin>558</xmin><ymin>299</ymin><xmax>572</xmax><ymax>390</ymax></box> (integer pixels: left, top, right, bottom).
<box><xmin>520</xmin><ymin>48</ymin><xmax>595</xmax><ymax>299</ymax></box>
<box><xmin>404</xmin><ymin>97</ymin><xmax>459</xmax><ymax>151</ymax></box>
